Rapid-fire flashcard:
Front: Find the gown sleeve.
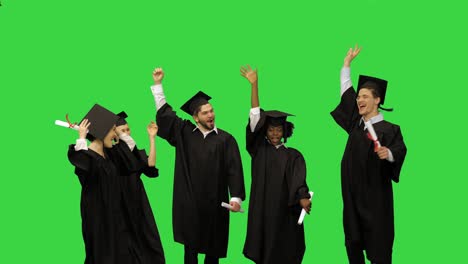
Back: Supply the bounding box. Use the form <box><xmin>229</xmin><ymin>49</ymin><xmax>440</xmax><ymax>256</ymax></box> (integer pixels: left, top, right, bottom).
<box><xmin>135</xmin><ymin>148</ymin><xmax>160</xmax><ymax>178</ymax></box>
<box><xmin>246</xmin><ymin>109</ymin><xmax>267</xmax><ymax>157</ymax></box>
<box><xmin>386</xmin><ymin>125</ymin><xmax>407</xmax><ymax>183</ymax></box>
<box><xmin>156</xmin><ymin>103</ymin><xmax>189</xmax><ymax>147</ymax></box>
<box><xmin>68</xmin><ymin>144</ymin><xmax>91</xmax><ymax>172</ymax></box>
<box><xmin>226</xmin><ymin>135</ymin><xmax>246</xmax><ymax>201</ymax></box>
<box><xmin>288</xmin><ymin>151</ymin><xmax>310</xmax><ymax>206</ymax></box>
<box><xmin>331</xmin><ymin>87</ymin><xmax>360</xmax><ymax>134</ymax></box>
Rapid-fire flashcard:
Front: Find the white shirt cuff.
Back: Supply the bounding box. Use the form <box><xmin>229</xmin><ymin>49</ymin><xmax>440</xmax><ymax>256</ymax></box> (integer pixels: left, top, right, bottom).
<box><xmin>150</xmin><ymin>84</ymin><xmax>167</xmax><ymax>110</ymax></box>
<box><xmin>230</xmin><ymin>197</ymin><xmax>242</xmax><ymax>206</ymax></box>
<box><xmin>74</xmin><ymin>138</ymin><xmax>88</xmax><ymax>151</ymax></box>
<box><xmin>340</xmin><ymin>67</ymin><xmax>352</xmax><ymax>96</ymax></box>
<box><xmin>119</xmin><ymin>134</ymin><xmax>136</xmax><ymax>151</ymax></box>
<box><xmin>249</xmin><ymin>107</ymin><xmax>261</xmax><ymax>132</ymax></box>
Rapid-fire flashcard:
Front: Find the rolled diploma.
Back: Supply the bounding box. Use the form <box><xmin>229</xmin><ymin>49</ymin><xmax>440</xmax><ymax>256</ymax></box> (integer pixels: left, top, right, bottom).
<box><xmin>55</xmin><ymin>120</ymin><xmax>90</xmax><ymax>134</ymax></box>
<box><xmin>55</xmin><ymin>120</ymin><xmax>81</xmax><ymax>131</ymax></box>
<box><xmin>297</xmin><ymin>191</ymin><xmax>314</xmax><ymax>225</ymax></box>
<box><xmin>365</xmin><ymin>121</ymin><xmax>381</xmax><ymax>148</ymax></box>
<box><xmin>221</xmin><ymin>202</ymin><xmax>244</xmax><ymax>213</ymax></box>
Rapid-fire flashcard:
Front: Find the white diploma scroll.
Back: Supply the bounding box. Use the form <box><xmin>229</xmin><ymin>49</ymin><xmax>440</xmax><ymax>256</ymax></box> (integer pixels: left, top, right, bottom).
<box><xmin>364</xmin><ymin>121</ymin><xmax>381</xmax><ymax>148</ymax></box>
<box><xmin>297</xmin><ymin>191</ymin><xmax>314</xmax><ymax>225</ymax></box>
<box><xmin>221</xmin><ymin>202</ymin><xmax>244</xmax><ymax>213</ymax></box>
<box><xmin>55</xmin><ymin>120</ymin><xmax>80</xmax><ymax>131</ymax></box>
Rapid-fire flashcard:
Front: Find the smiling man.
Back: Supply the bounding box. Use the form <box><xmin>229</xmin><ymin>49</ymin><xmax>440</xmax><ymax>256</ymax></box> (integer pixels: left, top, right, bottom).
<box><xmin>149</xmin><ymin>68</ymin><xmax>245</xmax><ymax>264</ymax></box>
<box><xmin>331</xmin><ymin>47</ymin><xmax>407</xmax><ymax>264</ymax></box>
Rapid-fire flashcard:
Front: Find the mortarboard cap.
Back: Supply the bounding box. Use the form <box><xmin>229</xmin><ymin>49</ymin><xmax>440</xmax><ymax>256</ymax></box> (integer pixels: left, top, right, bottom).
<box><xmin>180</xmin><ymin>91</ymin><xmax>212</xmax><ymax>116</ymax></box>
<box><xmin>81</xmin><ymin>104</ymin><xmax>119</xmax><ymax>141</ymax></box>
<box><xmin>265</xmin><ymin>110</ymin><xmax>294</xmax><ymax>126</ymax></box>
<box><xmin>116</xmin><ymin>111</ymin><xmax>128</xmax><ymax>126</ymax></box>
<box><xmin>264</xmin><ymin>110</ymin><xmax>295</xmax><ymax>141</ymax></box>
<box><xmin>357</xmin><ymin>75</ymin><xmax>393</xmax><ymax>111</ymax></box>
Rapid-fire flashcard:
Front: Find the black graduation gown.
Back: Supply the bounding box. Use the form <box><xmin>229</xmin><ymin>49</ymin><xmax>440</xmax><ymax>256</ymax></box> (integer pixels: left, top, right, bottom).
<box><xmin>156</xmin><ymin>103</ymin><xmax>245</xmax><ymax>258</ymax></box>
<box><xmin>108</xmin><ymin>141</ymin><xmax>165</xmax><ymax>264</ymax></box>
<box><xmin>243</xmin><ymin>110</ymin><xmax>310</xmax><ymax>264</ymax></box>
<box><xmin>331</xmin><ymin>88</ymin><xmax>407</xmax><ymax>262</ymax></box>
<box><xmin>68</xmin><ymin>145</ymin><xmax>123</xmax><ymax>264</ymax></box>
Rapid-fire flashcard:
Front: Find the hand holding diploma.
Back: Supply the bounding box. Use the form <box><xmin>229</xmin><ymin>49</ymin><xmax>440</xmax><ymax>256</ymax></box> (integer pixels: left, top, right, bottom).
<box><xmin>221</xmin><ymin>202</ymin><xmax>244</xmax><ymax>213</ymax></box>
<box><xmin>376</xmin><ymin>146</ymin><xmax>390</xmax><ymax>160</ymax></box>
<box><xmin>365</xmin><ymin>121</ymin><xmax>390</xmax><ymax>160</ymax></box>
<box><xmin>297</xmin><ymin>191</ymin><xmax>314</xmax><ymax>225</ymax></box>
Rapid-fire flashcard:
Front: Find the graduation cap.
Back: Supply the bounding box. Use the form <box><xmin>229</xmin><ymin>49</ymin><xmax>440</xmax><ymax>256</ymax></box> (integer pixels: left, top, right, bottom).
<box><xmin>116</xmin><ymin>111</ymin><xmax>128</xmax><ymax>126</ymax></box>
<box><xmin>264</xmin><ymin>110</ymin><xmax>295</xmax><ymax>141</ymax></box>
<box><xmin>264</xmin><ymin>110</ymin><xmax>294</xmax><ymax>126</ymax></box>
<box><xmin>180</xmin><ymin>91</ymin><xmax>212</xmax><ymax>116</ymax></box>
<box><xmin>81</xmin><ymin>104</ymin><xmax>119</xmax><ymax>141</ymax></box>
<box><xmin>357</xmin><ymin>75</ymin><xmax>393</xmax><ymax>111</ymax></box>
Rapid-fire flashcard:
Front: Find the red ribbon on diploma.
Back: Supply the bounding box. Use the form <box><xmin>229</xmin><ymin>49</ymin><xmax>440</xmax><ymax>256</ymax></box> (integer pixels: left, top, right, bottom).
<box><xmin>65</xmin><ymin>114</ymin><xmax>77</xmax><ymax>128</ymax></box>
<box><xmin>367</xmin><ymin>132</ymin><xmax>379</xmax><ymax>152</ymax></box>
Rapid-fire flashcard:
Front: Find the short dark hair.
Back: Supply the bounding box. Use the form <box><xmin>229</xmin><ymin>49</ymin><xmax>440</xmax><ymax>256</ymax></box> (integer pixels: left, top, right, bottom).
<box><xmin>86</xmin><ymin>134</ymin><xmax>96</xmax><ymax>142</ymax></box>
<box><xmin>360</xmin><ymin>86</ymin><xmax>381</xmax><ymax>102</ymax></box>
<box><xmin>192</xmin><ymin>103</ymin><xmax>210</xmax><ymax>116</ymax></box>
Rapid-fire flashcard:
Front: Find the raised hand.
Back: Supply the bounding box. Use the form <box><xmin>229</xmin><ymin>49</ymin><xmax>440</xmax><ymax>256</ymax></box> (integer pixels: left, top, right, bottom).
<box><xmin>152</xmin><ymin>67</ymin><xmax>164</xmax><ymax>85</ymax></box>
<box><xmin>344</xmin><ymin>44</ymin><xmax>361</xmax><ymax>67</ymax></box>
<box><xmin>240</xmin><ymin>65</ymin><xmax>258</xmax><ymax>84</ymax></box>
<box><xmin>78</xmin><ymin>119</ymin><xmax>91</xmax><ymax>139</ymax></box>
<box><xmin>147</xmin><ymin>121</ymin><xmax>158</xmax><ymax>138</ymax></box>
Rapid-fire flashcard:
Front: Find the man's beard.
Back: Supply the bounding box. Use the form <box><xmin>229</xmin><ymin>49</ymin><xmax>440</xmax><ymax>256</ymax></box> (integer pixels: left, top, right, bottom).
<box><xmin>199</xmin><ymin>119</ymin><xmax>215</xmax><ymax>131</ymax></box>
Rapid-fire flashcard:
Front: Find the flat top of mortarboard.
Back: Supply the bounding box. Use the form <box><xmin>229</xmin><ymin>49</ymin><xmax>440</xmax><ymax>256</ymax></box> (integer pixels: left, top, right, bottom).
<box><xmin>81</xmin><ymin>104</ymin><xmax>118</xmax><ymax>141</ymax></box>
<box><xmin>264</xmin><ymin>110</ymin><xmax>294</xmax><ymax>126</ymax></box>
<box><xmin>357</xmin><ymin>75</ymin><xmax>389</xmax><ymax>105</ymax></box>
<box><xmin>180</xmin><ymin>91</ymin><xmax>212</xmax><ymax>116</ymax></box>
<box><xmin>264</xmin><ymin>110</ymin><xmax>295</xmax><ymax>118</ymax></box>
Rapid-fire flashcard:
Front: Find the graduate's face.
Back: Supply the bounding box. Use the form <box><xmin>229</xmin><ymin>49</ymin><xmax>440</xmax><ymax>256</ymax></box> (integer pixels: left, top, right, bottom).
<box><xmin>103</xmin><ymin>125</ymin><xmax>117</xmax><ymax>148</ymax></box>
<box><xmin>266</xmin><ymin>125</ymin><xmax>283</xmax><ymax>145</ymax></box>
<box><xmin>116</xmin><ymin>124</ymin><xmax>131</xmax><ymax>136</ymax></box>
<box><xmin>194</xmin><ymin>103</ymin><xmax>215</xmax><ymax>131</ymax></box>
<box><xmin>357</xmin><ymin>88</ymin><xmax>380</xmax><ymax>118</ymax></box>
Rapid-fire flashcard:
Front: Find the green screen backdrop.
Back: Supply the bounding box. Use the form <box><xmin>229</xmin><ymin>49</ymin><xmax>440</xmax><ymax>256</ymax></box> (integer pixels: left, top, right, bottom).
<box><xmin>1</xmin><ymin>0</ymin><xmax>466</xmax><ymax>263</ymax></box>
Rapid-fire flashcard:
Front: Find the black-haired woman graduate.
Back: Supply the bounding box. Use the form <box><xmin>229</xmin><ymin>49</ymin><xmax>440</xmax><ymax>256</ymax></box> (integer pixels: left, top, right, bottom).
<box><xmin>240</xmin><ymin>66</ymin><xmax>312</xmax><ymax>264</ymax></box>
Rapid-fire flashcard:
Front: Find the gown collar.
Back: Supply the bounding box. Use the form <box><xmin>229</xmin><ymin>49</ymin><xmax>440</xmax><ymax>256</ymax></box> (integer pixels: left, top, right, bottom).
<box><xmin>193</xmin><ymin>125</ymin><xmax>218</xmax><ymax>138</ymax></box>
<box><xmin>359</xmin><ymin>113</ymin><xmax>384</xmax><ymax>130</ymax></box>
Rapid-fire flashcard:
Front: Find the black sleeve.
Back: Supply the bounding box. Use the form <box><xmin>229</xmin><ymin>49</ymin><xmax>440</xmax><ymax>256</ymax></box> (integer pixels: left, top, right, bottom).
<box><xmin>227</xmin><ymin>135</ymin><xmax>246</xmax><ymax>201</ymax></box>
<box><xmin>246</xmin><ymin>109</ymin><xmax>267</xmax><ymax>157</ymax></box>
<box><xmin>387</xmin><ymin>125</ymin><xmax>407</xmax><ymax>183</ymax></box>
<box><xmin>288</xmin><ymin>152</ymin><xmax>310</xmax><ymax>206</ymax></box>
<box><xmin>68</xmin><ymin>145</ymin><xmax>94</xmax><ymax>185</ymax></box>
<box><xmin>111</xmin><ymin>142</ymin><xmax>143</xmax><ymax>175</ymax></box>
<box><xmin>135</xmin><ymin>149</ymin><xmax>160</xmax><ymax>178</ymax></box>
<box><xmin>156</xmin><ymin>103</ymin><xmax>188</xmax><ymax>147</ymax></box>
<box><xmin>331</xmin><ymin>87</ymin><xmax>360</xmax><ymax>134</ymax></box>
<box><xmin>67</xmin><ymin>144</ymin><xmax>91</xmax><ymax>172</ymax></box>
